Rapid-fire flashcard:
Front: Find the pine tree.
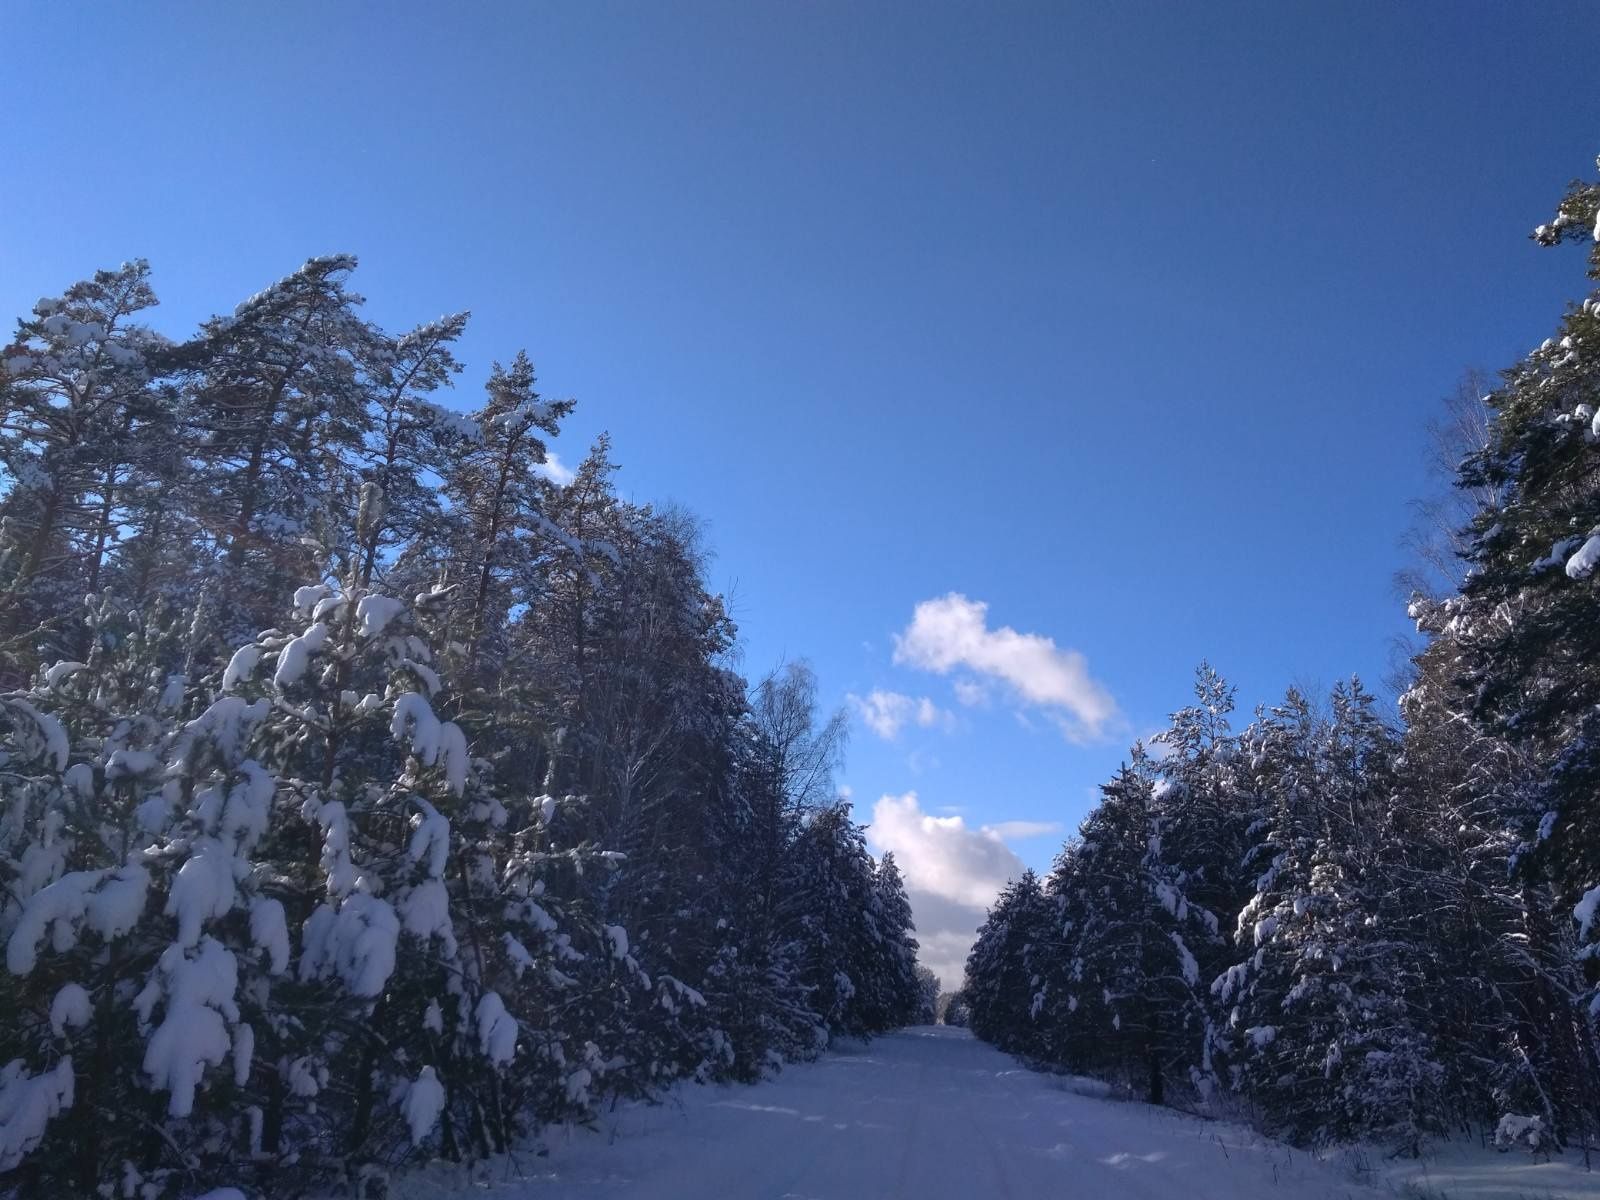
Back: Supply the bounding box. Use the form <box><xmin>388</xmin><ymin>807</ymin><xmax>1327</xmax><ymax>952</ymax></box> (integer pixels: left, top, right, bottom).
<box><xmin>0</xmin><ymin>261</ymin><xmax>174</xmax><ymax>669</ymax></box>
<box><xmin>914</xmin><ymin>966</ymin><xmax>940</xmax><ymax>1025</ymax></box>
<box><xmin>1213</xmin><ymin>683</ymin><xmax>1441</xmax><ymax>1148</ymax></box>
<box><xmin>1405</xmin><ymin>158</ymin><xmax>1600</xmax><ymax>1145</ymax></box>
<box><xmin>790</xmin><ymin>802</ymin><xmax>883</xmax><ymax>1036</ymax></box>
<box><xmin>858</xmin><ymin>852</ymin><xmax>921</xmax><ymax>1030</ymax></box>
<box><xmin>1047</xmin><ymin>753</ymin><xmax>1213</xmax><ymax>1102</ymax></box>
<box><xmin>178</xmin><ymin>255</ymin><xmax>378</xmax><ymax>648</ymax></box>
<box><xmin>1450</xmin><ymin>164</ymin><xmax>1600</xmax><ymax>958</ymax></box>
<box><xmin>0</xmin><ymin>588</ymin><xmax>292</xmax><ymax>1193</ymax></box>
<box><xmin>1151</xmin><ymin>666</ymin><xmax>1252</xmax><ymax>980</ymax></box>
<box><xmin>1398</xmin><ymin>617</ymin><xmax>1600</xmax><ymax>1142</ymax></box>
<box><xmin>964</xmin><ymin>870</ymin><xmax>1050</xmax><ymax>1058</ymax></box>
<box><xmin>431</xmin><ymin>351</ymin><xmax>573</xmax><ymax>693</ymax></box>
<box><xmin>0</xmin><ymin>259</ymin><xmax>934</xmax><ymax>1195</ymax></box>
<box><xmin>355</xmin><ymin>312</ymin><xmax>471</xmax><ymax>589</ymax></box>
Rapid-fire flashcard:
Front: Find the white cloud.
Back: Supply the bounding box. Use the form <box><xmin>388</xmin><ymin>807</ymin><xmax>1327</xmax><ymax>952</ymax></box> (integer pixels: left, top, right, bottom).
<box><xmin>952</xmin><ymin>678</ymin><xmax>991</xmax><ymax>708</ymax></box>
<box><xmin>534</xmin><ymin>451</ymin><xmax>576</xmax><ymax>486</ymax></box>
<box><xmin>892</xmin><ymin>593</ymin><xmax>1119</xmax><ymax>740</ymax></box>
<box><xmin>984</xmin><ymin>820</ymin><xmax>1065</xmax><ymax>840</ymax></box>
<box><xmin>916</xmin><ymin>697</ymin><xmax>950</xmax><ymax>730</ymax></box>
<box><xmin>1141</xmin><ymin>731</ymin><xmax>1175</xmax><ymax>761</ymax></box>
<box><xmin>866</xmin><ymin>792</ymin><xmax>1036</xmax><ymax>988</ymax></box>
<box><xmin>848</xmin><ymin>689</ymin><xmax>955</xmax><ymax>741</ymax></box>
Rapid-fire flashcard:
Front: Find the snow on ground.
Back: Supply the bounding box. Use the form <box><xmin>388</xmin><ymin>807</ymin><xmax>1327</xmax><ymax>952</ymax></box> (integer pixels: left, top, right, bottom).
<box><xmin>391</xmin><ymin>1026</ymin><xmax>1386</xmax><ymax>1199</ymax></box>
<box><xmin>1374</xmin><ymin>1141</ymin><xmax>1600</xmax><ymax>1200</ymax></box>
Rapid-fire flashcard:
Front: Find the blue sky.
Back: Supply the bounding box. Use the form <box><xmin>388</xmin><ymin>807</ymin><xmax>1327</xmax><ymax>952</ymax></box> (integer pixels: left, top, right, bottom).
<box><xmin>5</xmin><ymin>2</ymin><xmax>1598</xmax><ymax>983</ymax></box>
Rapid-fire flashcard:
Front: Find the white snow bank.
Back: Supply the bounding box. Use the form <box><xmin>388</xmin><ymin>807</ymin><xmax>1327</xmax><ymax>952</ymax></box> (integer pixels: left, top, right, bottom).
<box><xmin>1377</xmin><ymin>1134</ymin><xmax>1600</xmax><ymax>1200</ymax></box>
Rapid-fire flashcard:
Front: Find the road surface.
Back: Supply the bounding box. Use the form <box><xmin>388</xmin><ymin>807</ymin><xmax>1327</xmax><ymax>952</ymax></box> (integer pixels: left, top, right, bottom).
<box><xmin>400</xmin><ymin>1026</ymin><xmax>1375</xmax><ymax>1199</ymax></box>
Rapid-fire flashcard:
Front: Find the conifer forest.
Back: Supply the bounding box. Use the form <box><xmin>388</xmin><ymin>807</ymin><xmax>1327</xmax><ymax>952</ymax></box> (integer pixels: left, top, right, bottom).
<box><xmin>959</xmin><ymin>165</ymin><xmax>1600</xmax><ymax>1158</ymax></box>
<box><xmin>0</xmin><ymin>254</ymin><xmax>928</xmax><ymax>1195</ymax></box>
<box><xmin>5</xmin><ymin>8</ymin><xmax>1600</xmax><ymax>1198</ymax></box>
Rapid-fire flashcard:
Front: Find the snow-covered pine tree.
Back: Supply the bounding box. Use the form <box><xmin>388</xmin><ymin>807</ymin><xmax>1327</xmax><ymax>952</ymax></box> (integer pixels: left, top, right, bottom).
<box><xmin>914</xmin><ymin>966</ymin><xmax>940</xmax><ymax>1025</ymax></box>
<box><xmin>0</xmin><ymin>258</ymin><xmax>942</xmax><ymax>1196</ymax></box>
<box><xmin>1208</xmin><ymin>689</ymin><xmax>1321</xmax><ymax>1105</ymax></box>
<box><xmin>1448</xmin><ymin>161</ymin><xmax>1600</xmax><ymax>1036</ymax></box>
<box><xmin>1047</xmin><ymin>752</ymin><xmax>1213</xmax><ymax>1103</ymax></box>
<box><xmin>1378</xmin><ymin>157</ymin><xmax>1600</xmax><ymax>1147</ymax></box>
<box><xmin>182</xmin><ymin>255</ymin><xmax>376</xmax><ymax>649</ymax></box>
<box><xmin>867</xmin><ymin>853</ymin><xmax>923</xmax><ymax>1030</ymax></box>
<box><xmin>964</xmin><ymin>870</ymin><xmax>1050</xmax><ymax>1058</ymax></box>
<box><xmin>1213</xmin><ymin>682</ymin><xmax>1441</xmax><ymax>1148</ymax></box>
<box><xmin>1400</xmin><ymin>597</ymin><xmax>1600</xmax><ymax>1143</ymax></box>
<box><xmin>789</xmin><ymin>802</ymin><xmax>883</xmax><ymax>1037</ymax></box>
<box><xmin>0</xmin><ymin>261</ymin><xmax>175</xmax><ymax>671</ymax></box>
<box><xmin>185</xmin><ymin>523</ymin><xmax>633</xmax><ymax>1188</ymax></box>
<box><xmin>939</xmin><ymin>989</ymin><xmax>971</xmax><ymax>1028</ymax></box>
<box><xmin>705</xmin><ymin>740</ymin><xmax>823</xmax><ymax>1078</ymax></box>
<box><xmin>0</xmin><ymin>587</ymin><xmax>289</xmax><ymax>1194</ymax></box>
<box><xmin>511</xmin><ymin>479</ymin><xmax>753</xmax><ymax>1091</ymax></box>
<box><xmin>429</xmin><ymin>350</ymin><xmax>574</xmax><ymax>695</ymax></box>
<box><xmin>708</xmin><ymin>663</ymin><xmax>848</xmax><ymax>1074</ymax></box>
<box><xmin>355</xmin><ymin>312</ymin><xmax>472</xmax><ymax>591</ymax></box>
<box><xmin>1030</xmin><ymin>838</ymin><xmax>1091</xmax><ymax>1064</ymax></box>
<box><xmin>1150</xmin><ymin>666</ymin><xmax>1253</xmax><ymax>987</ymax></box>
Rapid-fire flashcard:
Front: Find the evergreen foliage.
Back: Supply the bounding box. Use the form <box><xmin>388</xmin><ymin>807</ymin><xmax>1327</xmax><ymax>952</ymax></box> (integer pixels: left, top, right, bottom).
<box><xmin>0</xmin><ymin>260</ymin><xmax>926</xmax><ymax>1198</ymax></box>
<box><xmin>961</xmin><ymin>153</ymin><xmax>1600</xmax><ymax>1156</ymax></box>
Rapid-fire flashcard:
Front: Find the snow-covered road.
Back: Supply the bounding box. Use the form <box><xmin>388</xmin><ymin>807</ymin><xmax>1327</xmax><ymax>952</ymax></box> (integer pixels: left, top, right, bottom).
<box><xmin>403</xmin><ymin>1026</ymin><xmax>1375</xmax><ymax>1199</ymax></box>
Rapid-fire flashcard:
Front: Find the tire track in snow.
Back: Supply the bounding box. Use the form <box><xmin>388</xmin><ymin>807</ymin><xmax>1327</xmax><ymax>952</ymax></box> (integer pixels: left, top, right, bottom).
<box><xmin>890</xmin><ymin>1048</ymin><xmax>927</xmax><ymax>1199</ymax></box>
<box><xmin>961</xmin><ymin>1080</ymin><xmax>1019</xmax><ymax>1200</ymax></box>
